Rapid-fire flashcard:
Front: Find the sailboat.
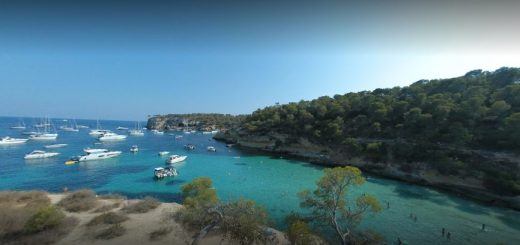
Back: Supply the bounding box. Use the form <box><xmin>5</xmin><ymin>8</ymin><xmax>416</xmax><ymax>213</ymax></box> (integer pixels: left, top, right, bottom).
<box><xmin>60</xmin><ymin>119</ymin><xmax>79</xmax><ymax>132</ymax></box>
<box><xmin>29</xmin><ymin>118</ymin><xmax>58</xmax><ymax>140</ymax></box>
<box><xmin>10</xmin><ymin>119</ymin><xmax>26</xmax><ymax>130</ymax></box>
<box><xmin>89</xmin><ymin>120</ymin><xmax>111</xmax><ymax>136</ymax></box>
<box><xmin>129</xmin><ymin>121</ymin><xmax>144</xmax><ymax>136</ymax></box>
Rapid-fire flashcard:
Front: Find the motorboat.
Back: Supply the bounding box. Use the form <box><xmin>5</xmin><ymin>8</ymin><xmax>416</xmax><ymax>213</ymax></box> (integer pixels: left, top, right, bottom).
<box><xmin>158</xmin><ymin>151</ymin><xmax>170</xmax><ymax>156</ymax></box>
<box><xmin>151</xmin><ymin>129</ymin><xmax>164</xmax><ymax>135</ymax></box>
<box><xmin>184</xmin><ymin>144</ymin><xmax>195</xmax><ymax>150</ymax></box>
<box><xmin>130</xmin><ymin>145</ymin><xmax>139</xmax><ymax>153</ymax></box>
<box><xmin>211</xmin><ymin>130</ymin><xmax>219</xmax><ymax>134</ymax></box>
<box><xmin>207</xmin><ymin>146</ymin><xmax>216</xmax><ymax>152</ymax></box>
<box><xmin>165</xmin><ymin>155</ymin><xmax>187</xmax><ymax>164</ymax></box>
<box><xmin>202</xmin><ymin>131</ymin><xmax>212</xmax><ymax>134</ymax></box>
<box><xmin>24</xmin><ymin>150</ymin><xmax>60</xmax><ymax>159</ymax></box>
<box><xmin>76</xmin><ymin>125</ymin><xmax>89</xmax><ymax>129</ymax></box>
<box><xmin>175</xmin><ymin>135</ymin><xmax>183</xmax><ymax>140</ymax></box>
<box><xmin>117</xmin><ymin>126</ymin><xmax>129</xmax><ymax>130</ymax></box>
<box><xmin>129</xmin><ymin>121</ymin><xmax>144</xmax><ymax>136</ymax></box>
<box><xmin>29</xmin><ymin>133</ymin><xmax>58</xmax><ymax>140</ymax></box>
<box><xmin>70</xmin><ymin>149</ymin><xmax>122</xmax><ymax>162</ymax></box>
<box><xmin>98</xmin><ymin>132</ymin><xmax>127</xmax><ymax>141</ymax></box>
<box><xmin>0</xmin><ymin>136</ymin><xmax>28</xmax><ymax>145</ymax></box>
<box><xmin>44</xmin><ymin>144</ymin><xmax>67</xmax><ymax>149</ymax></box>
<box><xmin>154</xmin><ymin>166</ymin><xmax>178</xmax><ymax>179</ymax></box>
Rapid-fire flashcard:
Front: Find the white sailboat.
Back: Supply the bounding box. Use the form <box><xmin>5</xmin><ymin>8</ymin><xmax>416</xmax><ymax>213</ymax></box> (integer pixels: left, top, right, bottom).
<box><xmin>29</xmin><ymin>118</ymin><xmax>58</xmax><ymax>140</ymax></box>
<box><xmin>60</xmin><ymin>119</ymin><xmax>79</xmax><ymax>132</ymax></box>
<box><xmin>89</xmin><ymin>120</ymin><xmax>111</xmax><ymax>136</ymax></box>
<box><xmin>129</xmin><ymin>121</ymin><xmax>144</xmax><ymax>136</ymax></box>
<box><xmin>10</xmin><ymin>119</ymin><xmax>26</xmax><ymax>130</ymax></box>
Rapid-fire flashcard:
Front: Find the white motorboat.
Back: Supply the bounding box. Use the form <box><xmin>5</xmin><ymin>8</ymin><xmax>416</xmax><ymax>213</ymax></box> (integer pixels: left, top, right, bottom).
<box><xmin>72</xmin><ymin>149</ymin><xmax>122</xmax><ymax>162</ymax></box>
<box><xmin>202</xmin><ymin>131</ymin><xmax>212</xmax><ymax>134</ymax></box>
<box><xmin>77</xmin><ymin>125</ymin><xmax>89</xmax><ymax>129</ymax></box>
<box><xmin>211</xmin><ymin>130</ymin><xmax>219</xmax><ymax>134</ymax></box>
<box><xmin>24</xmin><ymin>150</ymin><xmax>60</xmax><ymax>159</ymax></box>
<box><xmin>175</xmin><ymin>135</ymin><xmax>183</xmax><ymax>140</ymax></box>
<box><xmin>117</xmin><ymin>126</ymin><xmax>129</xmax><ymax>130</ymax></box>
<box><xmin>165</xmin><ymin>155</ymin><xmax>187</xmax><ymax>164</ymax></box>
<box><xmin>44</xmin><ymin>144</ymin><xmax>68</xmax><ymax>149</ymax></box>
<box><xmin>151</xmin><ymin>129</ymin><xmax>164</xmax><ymax>135</ymax></box>
<box><xmin>154</xmin><ymin>167</ymin><xmax>178</xmax><ymax>179</ymax></box>
<box><xmin>98</xmin><ymin>132</ymin><xmax>127</xmax><ymax>141</ymax></box>
<box><xmin>29</xmin><ymin>133</ymin><xmax>58</xmax><ymax>140</ymax></box>
<box><xmin>158</xmin><ymin>151</ymin><xmax>170</xmax><ymax>156</ymax></box>
<box><xmin>130</xmin><ymin>145</ymin><xmax>139</xmax><ymax>153</ymax></box>
<box><xmin>207</xmin><ymin>146</ymin><xmax>216</xmax><ymax>152</ymax></box>
<box><xmin>129</xmin><ymin>121</ymin><xmax>144</xmax><ymax>136</ymax></box>
<box><xmin>0</xmin><ymin>137</ymin><xmax>28</xmax><ymax>145</ymax></box>
<box><xmin>84</xmin><ymin>148</ymin><xmax>108</xmax><ymax>153</ymax></box>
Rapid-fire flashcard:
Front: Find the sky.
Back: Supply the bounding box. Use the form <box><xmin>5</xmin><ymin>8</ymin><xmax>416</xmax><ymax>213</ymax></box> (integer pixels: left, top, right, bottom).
<box><xmin>0</xmin><ymin>0</ymin><xmax>519</xmax><ymax>120</ymax></box>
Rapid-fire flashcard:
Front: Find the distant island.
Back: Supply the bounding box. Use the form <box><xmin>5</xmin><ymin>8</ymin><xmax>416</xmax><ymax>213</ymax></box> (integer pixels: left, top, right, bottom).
<box><xmin>209</xmin><ymin>67</ymin><xmax>520</xmax><ymax>210</ymax></box>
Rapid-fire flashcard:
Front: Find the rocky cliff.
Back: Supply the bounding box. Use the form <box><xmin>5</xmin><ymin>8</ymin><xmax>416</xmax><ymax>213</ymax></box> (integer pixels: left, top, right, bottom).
<box><xmin>147</xmin><ymin>113</ymin><xmax>244</xmax><ymax>131</ymax></box>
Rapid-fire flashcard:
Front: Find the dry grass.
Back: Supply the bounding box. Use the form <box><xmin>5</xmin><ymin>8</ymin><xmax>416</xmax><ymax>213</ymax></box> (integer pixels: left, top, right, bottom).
<box><xmin>0</xmin><ymin>191</ymin><xmax>51</xmax><ymax>238</ymax></box>
<box><xmin>58</xmin><ymin>189</ymin><xmax>98</xmax><ymax>212</ymax></box>
<box><xmin>122</xmin><ymin>197</ymin><xmax>160</xmax><ymax>214</ymax></box>
<box><xmin>92</xmin><ymin>202</ymin><xmax>121</xmax><ymax>213</ymax></box>
<box><xmin>149</xmin><ymin>226</ymin><xmax>173</xmax><ymax>241</ymax></box>
<box><xmin>87</xmin><ymin>212</ymin><xmax>129</xmax><ymax>227</ymax></box>
<box><xmin>94</xmin><ymin>224</ymin><xmax>126</xmax><ymax>240</ymax></box>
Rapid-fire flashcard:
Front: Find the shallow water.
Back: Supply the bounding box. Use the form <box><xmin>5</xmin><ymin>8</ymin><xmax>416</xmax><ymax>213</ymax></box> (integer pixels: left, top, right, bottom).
<box><xmin>0</xmin><ymin>117</ymin><xmax>519</xmax><ymax>244</ymax></box>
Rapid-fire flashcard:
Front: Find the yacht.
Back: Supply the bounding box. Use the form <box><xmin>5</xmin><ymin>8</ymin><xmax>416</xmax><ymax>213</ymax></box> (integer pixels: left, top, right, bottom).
<box><xmin>10</xmin><ymin>119</ymin><xmax>26</xmax><ymax>130</ymax></box>
<box><xmin>76</xmin><ymin>125</ymin><xmax>89</xmax><ymax>129</ymax></box>
<box><xmin>165</xmin><ymin>155</ymin><xmax>187</xmax><ymax>164</ymax></box>
<box><xmin>0</xmin><ymin>137</ymin><xmax>28</xmax><ymax>145</ymax></box>
<box><xmin>44</xmin><ymin>144</ymin><xmax>67</xmax><ymax>149</ymax></box>
<box><xmin>24</xmin><ymin>150</ymin><xmax>60</xmax><ymax>159</ymax></box>
<box><xmin>202</xmin><ymin>131</ymin><xmax>212</xmax><ymax>135</ymax></box>
<box><xmin>29</xmin><ymin>133</ymin><xmax>58</xmax><ymax>140</ymax></box>
<box><xmin>154</xmin><ymin>167</ymin><xmax>178</xmax><ymax>179</ymax></box>
<box><xmin>70</xmin><ymin>149</ymin><xmax>122</xmax><ymax>162</ymax></box>
<box><xmin>130</xmin><ymin>145</ymin><xmax>139</xmax><ymax>153</ymax></box>
<box><xmin>207</xmin><ymin>146</ymin><xmax>216</xmax><ymax>152</ymax></box>
<box><xmin>129</xmin><ymin>121</ymin><xmax>144</xmax><ymax>136</ymax></box>
<box><xmin>211</xmin><ymin>130</ymin><xmax>219</xmax><ymax>134</ymax></box>
<box><xmin>98</xmin><ymin>132</ymin><xmax>127</xmax><ymax>141</ymax></box>
<box><xmin>117</xmin><ymin>126</ymin><xmax>129</xmax><ymax>130</ymax></box>
<box><xmin>158</xmin><ymin>151</ymin><xmax>170</xmax><ymax>156</ymax></box>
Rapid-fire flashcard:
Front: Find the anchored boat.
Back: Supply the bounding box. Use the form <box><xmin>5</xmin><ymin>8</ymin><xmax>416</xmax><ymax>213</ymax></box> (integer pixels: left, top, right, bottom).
<box><xmin>165</xmin><ymin>155</ymin><xmax>187</xmax><ymax>164</ymax></box>
<box><xmin>0</xmin><ymin>137</ymin><xmax>28</xmax><ymax>145</ymax></box>
<box><xmin>154</xmin><ymin>166</ymin><xmax>178</xmax><ymax>179</ymax></box>
<box><xmin>24</xmin><ymin>150</ymin><xmax>60</xmax><ymax>159</ymax></box>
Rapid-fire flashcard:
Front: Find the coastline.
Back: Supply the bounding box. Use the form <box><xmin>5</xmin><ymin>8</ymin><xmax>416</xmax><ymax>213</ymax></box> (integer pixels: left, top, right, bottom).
<box><xmin>213</xmin><ymin>131</ymin><xmax>520</xmax><ymax>211</ymax></box>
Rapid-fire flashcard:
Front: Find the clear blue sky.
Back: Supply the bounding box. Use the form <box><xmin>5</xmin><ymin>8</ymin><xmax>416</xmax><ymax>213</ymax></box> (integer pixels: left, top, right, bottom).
<box><xmin>1</xmin><ymin>0</ymin><xmax>519</xmax><ymax>120</ymax></box>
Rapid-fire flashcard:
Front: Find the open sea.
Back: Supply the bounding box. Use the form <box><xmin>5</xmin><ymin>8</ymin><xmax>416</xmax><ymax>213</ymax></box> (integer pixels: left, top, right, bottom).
<box><xmin>0</xmin><ymin>116</ymin><xmax>519</xmax><ymax>244</ymax></box>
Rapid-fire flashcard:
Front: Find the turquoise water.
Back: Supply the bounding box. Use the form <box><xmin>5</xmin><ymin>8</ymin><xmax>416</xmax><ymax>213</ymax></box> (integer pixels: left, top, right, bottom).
<box><xmin>0</xmin><ymin>117</ymin><xmax>519</xmax><ymax>244</ymax></box>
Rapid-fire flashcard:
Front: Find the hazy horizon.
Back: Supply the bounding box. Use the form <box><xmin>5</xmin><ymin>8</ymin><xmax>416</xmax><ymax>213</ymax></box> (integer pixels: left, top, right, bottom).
<box><xmin>1</xmin><ymin>0</ymin><xmax>519</xmax><ymax>120</ymax></box>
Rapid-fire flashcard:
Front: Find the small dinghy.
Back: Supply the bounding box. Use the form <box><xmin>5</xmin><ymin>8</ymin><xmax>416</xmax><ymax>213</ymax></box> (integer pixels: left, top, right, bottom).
<box><xmin>184</xmin><ymin>144</ymin><xmax>195</xmax><ymax>150</ymax></box>
<box><xmin>158</xmin><ymin>151</ymin><xmax>170</xmax><ymax>156</ymax></box>
<box><xmin>130</xmin><ymin>145</ymin><xmax>139</xmax><ymax>153</ymax></box>
<box><xmin>154</xmin><ymin>166</ymin><xmax>178</xmax><ymax>179</ymax></box>
<box><xmin>44</xmin><ymin>144</ymin><xmax>67</xmax><ymax>149</ymax></box>
<box><xmin>207</xmin><ymin>146</ymin><xmax>216</xmax><ymax>152</ymax></box>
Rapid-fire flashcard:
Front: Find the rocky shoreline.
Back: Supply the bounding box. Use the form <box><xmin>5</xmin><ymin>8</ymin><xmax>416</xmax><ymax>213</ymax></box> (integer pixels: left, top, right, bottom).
<box><xmin>214</xmin><ymin>131</ymin><xmax>520</xmax><ymax>211</ymax></box>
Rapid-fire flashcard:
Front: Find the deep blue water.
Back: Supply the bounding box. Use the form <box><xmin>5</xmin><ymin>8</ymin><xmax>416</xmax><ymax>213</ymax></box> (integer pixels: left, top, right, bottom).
<box><xmin>0</xmin><ymin>116</ymin><xmax>519</xmax><ymax>244</ymax></box>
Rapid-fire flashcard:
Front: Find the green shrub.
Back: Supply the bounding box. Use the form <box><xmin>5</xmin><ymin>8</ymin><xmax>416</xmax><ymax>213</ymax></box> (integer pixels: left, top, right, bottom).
<box><xmin>24</xmin><ymin>205</ymin><xmax>65</xmax><ymax>234</ymax></box>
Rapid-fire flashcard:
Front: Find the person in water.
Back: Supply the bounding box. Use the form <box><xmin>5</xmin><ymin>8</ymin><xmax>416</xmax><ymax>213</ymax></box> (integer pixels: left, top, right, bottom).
<box><xmin>442</xmin><ymin>227</ymin><xmax>445</xmax><ymax>236</ymax></box>
<box><xmin>447</xmin><ymin>232</ymin><xmax>451</xmax><ymax>240</ymax></box>
<box><xmin>397</xmin><ymin>237</ymin><xmax>403</xmax><ymax>245</ymax></box>
<box><xmin>482</xmin><ymin>223</ymin><xmax>486</xmax><ymax>231</ymax></box>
